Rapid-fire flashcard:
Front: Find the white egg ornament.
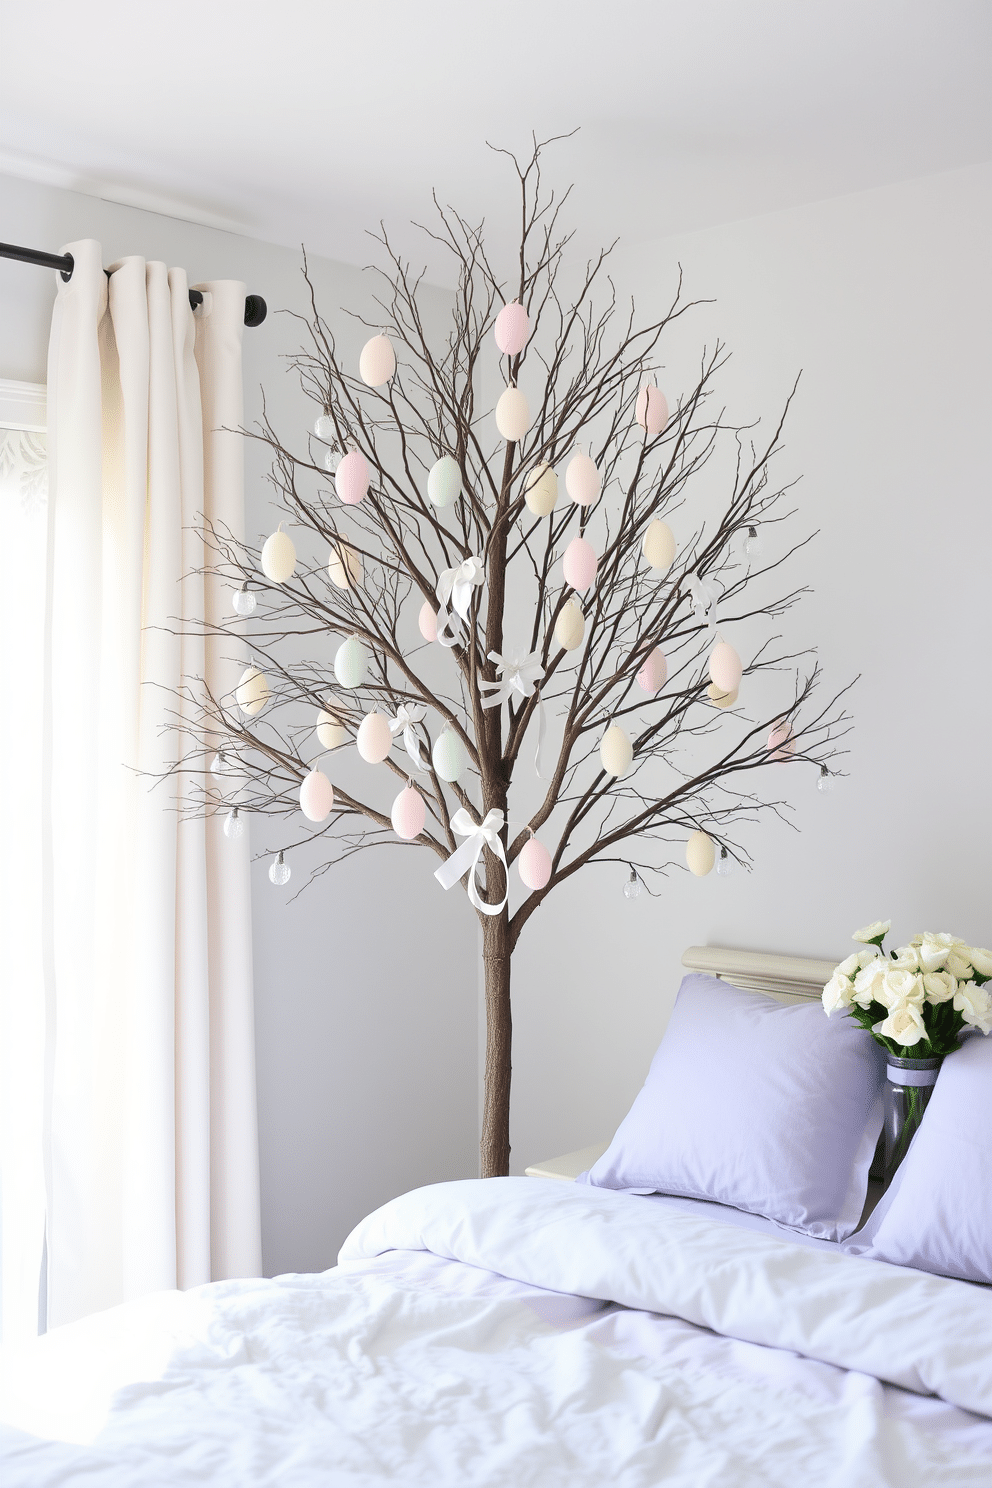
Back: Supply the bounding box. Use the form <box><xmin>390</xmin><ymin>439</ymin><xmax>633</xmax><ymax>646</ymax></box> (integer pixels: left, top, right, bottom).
<box><xmin>642</xmin><ymin>518</ymin><xmax>676</xmax><ymax>575</ymax></box>
<box><xmin>333</xmin><ymin>636</ymin><xmax>367</xmax><ymax>690</ymax></box>
<box><xmin>260</xmin><ymin>522</ymin><xmax>296</xmax><ymax>583</ymax></box>
<box><xmin>236</xmin><ymin>665</ymin><xmax>269</xmax><ymax>717</ymax></box>
<box><xmin>335</xmin><ymin>450</ymin><xmax>370</xmax><ymax>506</ymax></box>
<box><xmin>709</xmin><ymin>641</ymin><xmax>742</xmax><ymax>694</ymax></box>
<box><xmin>494</xmin><ymin>301</ymin><xmax>530</xmax><ymax>356</ymax></box>
<box><xmin>328</xmin><ymin>541</ymin><xmax>362</xmax><ymax>591</ymax></box>
<box><xmin>635</xmin><ymin>383</ymin><xmax>669</xmax><ymax>437</ymax></box>
<box><xmin>300</xmin><ymin>768</ymin><xmax>335</xmax><ymax>823</ymax></box>
<box><xmin>495</xmin><ymin>386</ymin><xmax>531</xmax><ymax>442</ymax></box>
<box><xmin>418</xmin><ymin>601</ymin><xmax>438</xmax><ymax>642</ymax></box>
<box><xmin>563</xmin><ymin>536</ymin><xmax>598</xmax><ymax>593</ymax></box>
<box><xmin>356</xmin><ymin>711</ymin><xmax>392</xmax><ymax>764</ymax></box>
<box><xmin>432</xmin><ymin>728</ymin><xmax>467</xmax><ymax>783</ymax></box>
<box><xmin>554</xmin><ymin>597</ymin><xmax>585</xmax><ymax>652</ymax></box>
<box><xmin>600</xmin><ymin>724</ymin><xmax>633</xmax><ymax>779</ymax></box>
<box><xmin>767</xmin><ymin>720</ymin><xmax>796</xmax><ymax>760</ymax></box>
<box><xmin>359</xmin><ymin>333</ymin><xmax>396</xmax><ymax>388</ymax></box>
<box><xmin>686</xmin><ymin>830</ymin><xmax>716</xmax><ymax>877</ymax></box>
<box><xmin>565</xmin><ymin>451</ymin><xmax>601</xmax><ymax>507</ymax></box>
<box><xmin>636</xmin><ymin>646</ymin><xmax>668</xmax><ymax>695</ymax></box>
<box><xmin>427</xmin><ymin>455</ymin><xmax>462</xmax><ymax>508</ymax></box>
<box><xmin>315</xmin><ymin>701</ymin><xmax>347</xmax><ymax>750</ymax></box>
<box><xmin>524</xmin><ymin>462</ymin><xmax>557</xmax><ymax>517</ymax></box>
<box><xmin>391</xmin><ymin>785</ymin><xmax>426</xmax><ymax>841</ymax></box>
<box><xmin>518</xmin><ymin>836</ymin><xmax>552</xmax><ymax>891</ymax></box>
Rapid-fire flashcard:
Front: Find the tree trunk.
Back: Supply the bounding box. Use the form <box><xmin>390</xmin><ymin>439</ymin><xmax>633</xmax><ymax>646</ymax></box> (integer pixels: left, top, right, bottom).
<box><xmin>480</xmin><ymin>911</ymin><xmax>512</xmax><ymax>1178</ymax></box>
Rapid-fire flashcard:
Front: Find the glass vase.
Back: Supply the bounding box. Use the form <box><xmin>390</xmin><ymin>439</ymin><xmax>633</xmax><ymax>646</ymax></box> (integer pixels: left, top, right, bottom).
<box><xmin>882</xmin><ymin>1055</ymin><xmax>942</xmax><ymax>1189</ymax></box>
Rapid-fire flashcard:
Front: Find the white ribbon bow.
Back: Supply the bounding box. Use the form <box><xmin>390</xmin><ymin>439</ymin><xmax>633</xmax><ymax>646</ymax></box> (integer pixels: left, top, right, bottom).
<box><xmin>436</xmin><ymin>555</ymin><xmax>485</xmax><ymax>647</ymax></box>
<box><xmin>686</xmin><ymin>573</ymin><xmax>724</xmax><ymax>638</ymax></box>
<box><xmin>479</xmin><ymin>650</ymin><xmax>550</xmax><ymax>780</ymax></box>
<box><xmin>389</xmin><ymin>703</ymin><xmax>427</xmax><ymax>771</ymax></box>
<box><xmin>434</xmin><ymin>807</ymin><xmax>509</xmax><ymax>916</ymax></box>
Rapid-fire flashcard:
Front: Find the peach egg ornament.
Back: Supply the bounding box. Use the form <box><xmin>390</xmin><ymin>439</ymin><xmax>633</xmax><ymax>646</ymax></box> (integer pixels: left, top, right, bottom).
<box><xmin>518</xmin><ymin>836</ymin><xmax>552</xmax><ymax>891</ymax></box>
<box><xmin>391</xmin><ymin>785</ymin><xmax>426</xmax><ymax>840</ymax></box>
<box><xmin>356</xmin><ymin>711</ymin><xmax>392</xmax><ymax>764</ymax></box>
<box><xmin>636</xmin><ymin>646</ymin><xmax>668</xmax><ymax>695</ymax></box>
<box><xmin>300</xmin><ymin>768</ymin><xmax>335</xmax><ymax>823</ymax></box>
<box><xmin>358</xmin><ymin>333</ymin><xmax>396</xmax><ymax>388</ymax></box>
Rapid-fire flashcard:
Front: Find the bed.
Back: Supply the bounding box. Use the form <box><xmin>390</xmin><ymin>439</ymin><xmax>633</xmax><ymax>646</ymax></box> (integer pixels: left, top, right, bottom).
<box><xmin>2</xmin><ymin>946</ymin><xmax>991</xmax><ymax>1487</ymax></box>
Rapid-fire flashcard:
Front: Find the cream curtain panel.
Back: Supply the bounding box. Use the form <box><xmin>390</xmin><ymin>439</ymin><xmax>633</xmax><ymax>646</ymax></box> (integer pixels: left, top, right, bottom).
<box><xmin>43</xmin><ymin>240</ymin><xmax>262</xmax><ymax>1330</ymax></box>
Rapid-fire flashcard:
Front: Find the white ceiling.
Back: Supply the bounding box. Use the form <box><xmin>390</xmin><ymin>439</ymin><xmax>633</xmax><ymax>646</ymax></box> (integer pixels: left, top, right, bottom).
<box><xmin>2</xmin><ymin>0</ymin><xmax>990</xmax><ymax>282</ymax></box>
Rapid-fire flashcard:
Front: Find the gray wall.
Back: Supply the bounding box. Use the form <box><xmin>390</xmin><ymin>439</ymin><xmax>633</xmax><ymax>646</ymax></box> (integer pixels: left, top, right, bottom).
<box><xmin>0</xmin><ymin>172</ymin><xmax>479</xmax><ymax>1275</ymax></box>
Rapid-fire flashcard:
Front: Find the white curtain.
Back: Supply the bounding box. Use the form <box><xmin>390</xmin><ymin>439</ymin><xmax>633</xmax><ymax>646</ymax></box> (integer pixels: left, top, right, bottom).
<box><xmin>42</xmin><ymin>240</ymin><xmax>262</xmax><ymax>1330</ymax></box>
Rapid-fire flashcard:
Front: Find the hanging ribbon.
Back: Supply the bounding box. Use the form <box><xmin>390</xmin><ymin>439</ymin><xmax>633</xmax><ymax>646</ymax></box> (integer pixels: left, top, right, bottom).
<box><xmin>479</xmin><ymin>650</ymin><xmax>550</xmax><ymax>781</ymax></box>
<box><xmin>686</xmin><ymin>574</ymin><xmax>724</xmax><ymax>639</ymax></box>
<box><xmin>434</xmin><ymin>808</ymin><xmax>509</xmax><ymax>916</ymax></box>
<box><xmin>436</xmin><ymin>555</ymin><xmax>485</xmax><ymax>648</ymax></box>
<box><xmin>389</xmin><ymin>703</ymin><xmax>427</xmax><ymax>771</ymax></box>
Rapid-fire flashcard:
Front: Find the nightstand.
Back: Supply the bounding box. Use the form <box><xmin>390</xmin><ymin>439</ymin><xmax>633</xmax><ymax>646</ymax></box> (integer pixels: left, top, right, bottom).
<box><xmin>524</xmin><ymin>1141</ymin><xmax>609</xmax><ymax>1182</ymax></box>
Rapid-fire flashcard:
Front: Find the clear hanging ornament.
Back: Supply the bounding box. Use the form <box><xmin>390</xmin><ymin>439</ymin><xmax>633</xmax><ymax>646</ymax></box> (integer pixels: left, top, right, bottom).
<box><xmin>223</xmin><ymin>806</ymin><xmax>246</xmax><ymax>840</ymax></box>
<box><xmin>623</xmin><ymin>866</ymin><xmax>642</xmax><ymax>900</ymax></box>
<box><xmin>210</xmin><ymin>751</ymin><xmax>236</xmax><ymax>779</ymax></box>
<box><xmin>324</xmin><ymin>448</ymin><xmax>341</xmax><ymax>473</ymax></box>
<box><xmin>232</xmin><ymin>581</ymin><xmax>256</xmax><ymax>616</ymax></box>
<box><xmin>743</xmin><ymin>525</ymin><xmax>763</xmax><ymax>559</ymax></box>
<box><xmin>268</xmin><ymin>850</ymin><xmax>291</xmax><ymax>886</ymax></box>
<box><xmin>314</xmin><ymin>413</ymin><xmax>335</xmax><ymax>441</ymax></box>
<box><xmin>716</xmin><ymin>847</ymin><xmax>735</xmax><ymax>876</ymax></box>
<box><xmin>817</xmin><ymin>765</ymin><xmax>837</xmax><ymax>794</ymax></box>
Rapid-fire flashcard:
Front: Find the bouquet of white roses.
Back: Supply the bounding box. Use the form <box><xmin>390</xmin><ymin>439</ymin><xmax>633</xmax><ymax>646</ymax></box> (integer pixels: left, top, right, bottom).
<box><xmin>822</xmin><ymin>920</ymin><xmax>992</xmax><ymax>1056</ymax></box>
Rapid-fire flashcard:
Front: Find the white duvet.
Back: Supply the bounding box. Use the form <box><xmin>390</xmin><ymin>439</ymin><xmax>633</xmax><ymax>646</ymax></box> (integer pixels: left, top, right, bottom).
<box><xmin>2</xmin><ymin>1177</ymin><xmax>991</xmax><ymax>1486</ymax></box>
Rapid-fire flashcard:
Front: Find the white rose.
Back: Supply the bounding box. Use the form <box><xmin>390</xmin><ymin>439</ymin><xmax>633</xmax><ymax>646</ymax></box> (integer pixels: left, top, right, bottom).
<box><xmin>853</xmin><ymin>920</ymin><xmax>891</xmax><ymax>946</ymax></box>
<box><xmin>953</xmin><ymin>981</ymin><xmax>992</xmax><ymax>1035</ymax></box>
<box><xmin>969</xmin><ymin>947</ymin><xmax>992</xmax><ymax>979</ymax></box>
<box><xmin>945</xmin><ymin>951</ymin><xmax>974</xmax><ymax>981</ymax></box>
<box><xmin>914</xmin><ymin>934</ymin><xmax>952</xmax><ymax>973</ymax></box>
<box><xmin>853</xmin><ymin>961</ymin><xmax>888</xmax><ymax>1008</ymax></box>
<box><xmin>836</xmin><ymin>953</ymin><xmax>861</xmax><ymax>977</ymax></box>
<box><xmin>922</xmin><ymin>971</ymin><xmax>956</xmax><ymax>1004</ymax></box>
<box><xmin>858</xmin><ymin>948</ymin><xmax>883</xmax><ymax>968</ymax></box>
<box><xmin>873</xmin><ymin>1003</ymin><xmax>927</xmax><ymax>1047</ymax></box>
<box><xmin>876</xmin><ymin>970</ymin><xmax>925</xmax><ymax>1010</ymax></box>
<box><xmin>889</xmin><ymin>945</ymin><xmax>920</xmax><ymax>972</ymax></box>
<box><xmin>822</xmin><ymin>973</ymin><xmax>856</xmax><ymax>1016</ymax></box>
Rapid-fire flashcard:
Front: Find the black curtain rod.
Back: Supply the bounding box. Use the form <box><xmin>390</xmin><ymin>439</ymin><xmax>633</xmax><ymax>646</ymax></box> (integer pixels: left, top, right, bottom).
<box><xmin>0</xmin><ymin>240</ymin><xmax>267</xmax><ymax>327</ymax></box>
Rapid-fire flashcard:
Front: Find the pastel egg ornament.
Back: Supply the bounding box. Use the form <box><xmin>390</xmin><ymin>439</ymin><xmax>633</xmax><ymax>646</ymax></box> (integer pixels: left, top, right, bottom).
<box><xmin>299</xmin><ymin>767</ymin><xmax>335</xmax><ymax>823</ymax></box>
<box><xmin>686</xmin><ymin>830</ymin><xmax>716</xmax><ymax>877</ymax></box>
<box><xmin>432</xmin><ymin>727</ymin><xmax>467</xmax><ymax>783</ymax></box>
<box><xmin>709</xmin><ymin>641</ymin><xmax>743</xmax><ymax>694</ymax></box>
<box><xmin>642</xmin><ymin>518</ymin><xmax>676</xmax><ymax>575</ymax></box>
<box><xmin>518</xmin><ymin>836</ymin><xmax>552</xmax><ymax>891</ymax></box>
<box><xmin>236</xmin><ymin>665</ymin><xmax>269</xmax><ymax>717</ymax></box>
<box><xmin>524</xmin><ymin>462</ymin><xmax>558</xmax><ymax>518</ymax></box>
<box><xmin>315</xmin><ymin>701</ymin><xmax>347</xmax><ymax>750</ymax></box>
<box><xmin>563</xmin><ymin>535</ymin><xmax>597</xmax><ymax>593</ymax></box>
<box><xmin>260</xmin><ymin>522</ymin><xmax>296</xmax><ymax>583</ymax></box>
<box><xmin>427</xmin><ymin>455</ymin><xmax>462</xmax><ymax>509</ymax></box>
<box><xmin>707</xmin><ymin>682</ymin><xmax>739</xmax><ymax>710</ymax></box>
<box><xmin>495</xmin><ymin>385</ymin><xmax>531</xmax><ymax>443</ymax></box>
<box><xmin>359</xmin><ymin>333</ymin><xmax>396</xmax><ymax>388</ymax></box>
<box><xmin>554</xmin><ymin>597</ymin><xmax>585</xmax><ymax>652</ymax></box>
<box><xmin>565</xmin><ymin>450</ymin><xmax>601</xmax><ymax>507</ymax></box>
<box><xmin>494</xmin><ymin>300</ymin><xmax>530</xmax><ymax>356</ymax></box>
<box><xmin>635</xmin><ymin>383</ymin><xmax>669</xmax><ymax>437</ymax></box>
<box><xmin>356</xmin><ymin>711</ymin><xmax>392</xmax><ymax>764</ymax></box>
<box><xmin>391</xmin><ymin>785</ymin><xmax>426</xmax><ymax>841</ymax></box>
<box><xmin>333</xmin><ymin>636</ymin><xmax>368</xmax><ymax>690</ymax></box>
<box><xmin>636</xmin><ymin>646</ymin><xmax>668</xmax><ymax>695</ymax></box>
<box><xmin>600</xmin><ymin>724</ymin><xmax>633</xmax><ymax>779</ymax></box>
<box><xmin>334</xmin><ymin>450</ymin><xmax>371</xmax><ymax>506</ymax></box>
<box><xmin>328</xmin><ymin>541</ymin><xmax>362</xmax><ymax>591</ymax></box>
<box><xmin>418</xmin><ymin>601</ymin><xmax>438</xmax><ymax>643</ymax></box>
<box><xmin>767</xmin><ymin>720</ymin><xmax>796</xmax><ymax>760</ymax></box>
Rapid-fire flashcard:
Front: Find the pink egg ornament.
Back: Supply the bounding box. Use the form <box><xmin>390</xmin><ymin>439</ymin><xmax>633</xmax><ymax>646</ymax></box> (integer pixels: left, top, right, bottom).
<box><xmin>418</xmin><ymin>600</ymin><xmax>438</xmax><ymax>642</ymax></box>
<box><xmin>565</xmin><ymin>451</ymin><xmax>601</xmax><ymax>507</ymax></box>
<box><xmin>635</xmin><ymin>383</ymin><xmax>669</xmax><ymax>437</ymax></box>
<box><xmin>709</xmin><ymin>641</ymin><xmax>742</xmax><ymax>694</ymax></box>
<box><xmin>494</xmin><ymin>301</ymin><xmax>531</xmax><ymax>356</ymax></box>
<box><xmin>636</xmin><ymin>646</ymin><xmax>668</xmax><ymax>695</ymax></box>
<box><xmin>391</xmin><ymin>785</ymin><xmax>426</xmax><ymax>840</ymax></box>
<box><xmin>335</xmin><ymin>450</ymin><xmax>371</xmax><ymax>506</ymax></box>
<box><xmin>562</xmin><ymin>535</ymin><xmax>598</xmax><ymax>593</ymax></box>
<box><xmin>300</xmin><ymin>768</ymin><xmax>335</xmax><ymax>823</ymax></box>
<box><xmin>518</xmin><ymin>836</ymin><xmax>552</xmax><ymax>891</ymax></box>
<box><xmin>767</xmin><ymin>721</ymin><xmax>796</xmax><ymax>760</ymax></box>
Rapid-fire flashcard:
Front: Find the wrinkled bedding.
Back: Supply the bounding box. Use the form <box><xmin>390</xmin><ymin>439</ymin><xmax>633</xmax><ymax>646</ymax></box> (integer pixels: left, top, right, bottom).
<box><xmin>2</xmin><ymin>1177</ymin><xmax>991</xmax><ymax>1486</ymax></box>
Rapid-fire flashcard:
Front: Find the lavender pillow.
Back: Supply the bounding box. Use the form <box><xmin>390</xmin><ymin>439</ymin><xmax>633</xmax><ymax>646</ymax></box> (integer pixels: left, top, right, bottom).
<box><xmin>845</xmin><ymin>1032</ymin><xmax>992</xmax><ymax>1283</ymax></box>
<box><xmin>579</xmin><ymin>974</ymin><xmax>885</xmax><ymax>1240</ymax></box>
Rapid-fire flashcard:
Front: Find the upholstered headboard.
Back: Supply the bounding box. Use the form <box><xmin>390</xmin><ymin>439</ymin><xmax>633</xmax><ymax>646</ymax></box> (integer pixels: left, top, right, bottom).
<box><xmin>681</xmin><ymin>945</ymin><xmax>837</xmax><ymax>1003</ymax></box>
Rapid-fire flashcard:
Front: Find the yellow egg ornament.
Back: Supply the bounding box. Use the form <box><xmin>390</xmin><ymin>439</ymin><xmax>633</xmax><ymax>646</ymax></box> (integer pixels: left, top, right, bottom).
<box><xmin>600</xmin><ymin>724</ymin><xmax>633</xmax><ymax>779</ymax></box>
<box><xmin>315</xmin><ymin>700</ymin><xmax>347</xmax><ymax>750</ymax></box>
<box><xmin>328</xmin><ymin>541</ymin><xmax>363</xmax><ymax>591</ymax></box>
<box><xmin>642</xmin><ymin>518</ymin><xmax>676</xmax><ymax>575</ymax></box>
<box><xmin>236</xmin><ymin>665</ymin><xmax>269</xmax><ymax>717</ymax></box>
<box><xmin>261</xmin><ymin>522</ymin><xmax>296</xmax><ymax>583</ymax></box>
<box><xmin>686</xmin><ymin>831</ymin><xmax>716</xmax><ymax>876</ymax></box>
<box><xmin>524</xmin><ymin>462</ymin><xmax>558</xmax><ymax>517</ymax></box>
<box><xmin>495</xmin><ymin>386</ymin><xmax>531</xmax><ymax>442</ymax></box>
<box><xmin>707</xmin><ymin>682</ymin><xmax>739</xmax><ymax>709</ymax></box>
<box><xmin>554</xmin><ymin>598</ymin><xmax>585</xmax><ymax>652</ymax></box>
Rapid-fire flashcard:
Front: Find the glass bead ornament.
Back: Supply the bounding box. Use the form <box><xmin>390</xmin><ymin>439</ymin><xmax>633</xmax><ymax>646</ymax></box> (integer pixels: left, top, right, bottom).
<box><xmin>268</xmin><ymin>850</ymin><xmax>291</xmax><ymax>886</ymax></box>
<box><xmin>716</xmin><ymin>847</ymin><xmax>735</xmax><ymax>876</ymax></box>
<box><xmin>817</xmin><ymin>765</ymin><xmax>837</xmax><ymax>794</ymax></box>
<box><xmin>232</xmin><ymin>582</ymin><xmax>256</xmax><ymax>617</ymax></box>
<box><xmin>314</xmin><ymin>413</ymin><xmax>335</xmax><ymax>441</ymax></box>
<box><xmin>623</xmin><ymin>867</ymin><xmax>642</xmax><ymax>900</ymax></box>
<box><xmin>223</xmin><ymin>806</ymin><xmax>246</xmax><ymax>840</ymax></box>
<box><xmin>744</xmin><ymin>525</ymin><xmax>763</xmax><ymax>559</ymax></box>
<box><xmin>323</xmin><ymin>448</ymin><xmax>341</xmax><ymax>473</ymax></box>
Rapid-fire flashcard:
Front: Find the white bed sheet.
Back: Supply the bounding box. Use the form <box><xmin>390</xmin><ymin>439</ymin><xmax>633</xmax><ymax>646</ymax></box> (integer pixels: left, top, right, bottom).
<box><xmin>1</xmin><ymin>1178</ymin><xmax>990</xmax><ymax>1487</ymax></box>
